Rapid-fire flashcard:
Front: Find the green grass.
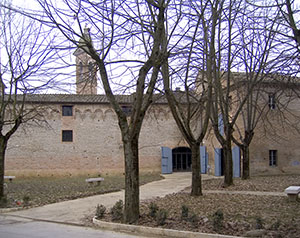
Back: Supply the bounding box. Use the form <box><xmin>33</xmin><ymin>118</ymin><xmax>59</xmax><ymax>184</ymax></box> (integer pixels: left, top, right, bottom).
<box><xmin>2</xmin><ymin>172</ymin><xmax>163</xmax><ymax>208</ymax></box>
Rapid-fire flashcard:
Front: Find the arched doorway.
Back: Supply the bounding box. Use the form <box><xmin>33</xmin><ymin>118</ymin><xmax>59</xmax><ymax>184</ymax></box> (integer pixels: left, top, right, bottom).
<box><xmin>172</xmin><ymin>147</ymin><xmax>192</xmax><ymax>172</ymax></box>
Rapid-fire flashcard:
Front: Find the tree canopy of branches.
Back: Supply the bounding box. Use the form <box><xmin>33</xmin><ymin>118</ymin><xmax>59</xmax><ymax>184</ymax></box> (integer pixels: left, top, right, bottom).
<box><xmin>162</xmin><ymin>0</ymin><xmax>213</xmax><ymax>196</ymax></box>
<box><xmin>2</xmin><ymin>0</ymin><xmax>299</xmax><ymax>221</ymax></box>
<box><xmin>0</xmin><ymin>0</ymin><xmax>60</xmax><ymax>198</ymax></box>
<box><xmin>30</xmin><ymin>0</ymin><xmax>169</xmax><ymax>223</ymax></box>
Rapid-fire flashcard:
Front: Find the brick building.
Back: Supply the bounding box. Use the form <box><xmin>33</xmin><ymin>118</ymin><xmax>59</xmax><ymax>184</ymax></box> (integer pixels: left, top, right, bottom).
<box><xmin>4</xmin><ymin>30</ymin><xmax>300</xmax><ymax>177</ymax></box>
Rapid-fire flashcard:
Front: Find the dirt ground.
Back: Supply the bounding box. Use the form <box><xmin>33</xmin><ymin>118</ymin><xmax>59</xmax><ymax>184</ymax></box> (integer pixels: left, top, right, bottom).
<box><xmin>1</xmin><ymin>172</ymin><xmax>162</xmax><ymax>208</ymax></box>
<box><xmin>100</xmin><ymin>175</ymin><xmax>300</xmax><ymax>238</ymax></box>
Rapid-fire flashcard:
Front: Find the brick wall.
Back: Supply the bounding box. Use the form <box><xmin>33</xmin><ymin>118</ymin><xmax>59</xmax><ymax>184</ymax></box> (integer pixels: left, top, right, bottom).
<box><xmin>5</xmin><ymin>103</ymin><xmax>185</xmax><ymax>176</ymax></box>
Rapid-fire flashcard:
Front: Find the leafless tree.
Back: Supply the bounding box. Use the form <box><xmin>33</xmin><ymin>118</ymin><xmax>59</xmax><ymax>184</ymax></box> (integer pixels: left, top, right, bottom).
<box><xmin>246</xmin><ymin>0</ymin><xmax>300</xmax><ymax>55</ymax></box>
<box><xmin>275</xmin><ymin>0</ymin><xmax>300</xmax><ymax>47</ymax></box>
<box><xmin>230</xmin><ymin>2</ymin><xmax>281</xmax><ymax>179</ymax></box>
<box><xmin>232</xmin><ymin>0</ymin><xmax>300</xmax><ymax>179</ymax></box>
<box><xmin>0</xmin><ymin>1</ymin><xmax>60</xmax><ymax>198</ymax></box>
<box><xmin>28</xmin><ymin>0</ymin><xmax>168</xmax><ymax>223</ymax></box>
<box><xmin>206</xmin><ymin>0</ymin><xmax>245</xmax><ymax>187</ymax></box>
<box><xmin>161</xmin><ymin>0</ymin><xmax>213</xmax><ymax>196</ymax></box>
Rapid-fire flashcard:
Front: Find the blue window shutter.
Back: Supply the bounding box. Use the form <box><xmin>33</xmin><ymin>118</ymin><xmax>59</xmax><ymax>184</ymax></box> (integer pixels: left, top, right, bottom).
<box><xmin>161</xmin><ymin>147</ymin><xmax>172</xmax><ymax>174</ymax></box>
<box><xmin>200</xmin><ymin>146</ymin><xmax>207</xmax><ymax>174</ymax></box>
<box><xmin>206</xmin><ymin>152</ymin><xmax>209</xmax><ymax>174</ymax></box>
<box><xmin>214</xmin><ymin>148</ymin><xmax>222</xmax><ymax>176</ymax></box>
<box><xmin>218</xmin><ymin>114</ymin><xmax>224</xmax><ymax>136</ymax></box>
<box><xmin>232</xmin><ymin>146</ymin><xmax>241</xmax><ymax>177</ymax></box>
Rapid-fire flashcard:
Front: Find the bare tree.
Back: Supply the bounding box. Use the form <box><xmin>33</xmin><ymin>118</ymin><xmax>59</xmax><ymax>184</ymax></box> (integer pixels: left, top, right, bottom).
<box><xmin>274</xmin><ymin>0</ymin><xmax>300</xmax><ymax>46</ymax></box>
<box><xmin>206</xmin><ymin>0</ymin><xmax>244</xmax><ymax>187</ymax></box>
<box><xmin>161</xmin><ymin>0</ymin><xmax>213</xmax><ymax>196</ymax></box>
<box><xmin>231</xmin><ymin>0</ymin><xmax>300</xmax><ymax>179</ymax></box>
<box><xmin>0</xmin><ymin>1</ymin><xmax>59</xmax><ymax>198</ymax></box>
<box><xmin>229</xmin><ymin>2</ymin><xmax>281</xmax><ymax>179</ymax></box>
<box><xmin>30</xmin><ymin>0</ymin><xmax>167</xmax><ymax>223</ymax></box>
<box><xmin>246</xmin><ymin>0</ymin><xmax>300</xmax><ymax>53</ymax></box>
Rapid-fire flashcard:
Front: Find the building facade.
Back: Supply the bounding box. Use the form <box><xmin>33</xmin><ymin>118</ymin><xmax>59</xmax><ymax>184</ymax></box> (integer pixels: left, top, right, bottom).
<box><xmin>4</xmin><ymin>33</ymin><xmax>300</xmax><ymax>177</ymax></box>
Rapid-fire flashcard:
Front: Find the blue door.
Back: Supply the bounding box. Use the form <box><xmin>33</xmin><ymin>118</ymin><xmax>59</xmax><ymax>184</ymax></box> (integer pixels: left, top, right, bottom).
<box><xmin>214</xmin><ymin>148</ymin><xmax>222</xmax><ymax>176</ymax></box>
<box><xmin>161</xmin><ymin>147</ymin><xmax>172</xmax><ymax>174</ymax></box>
<box><xmin>232</xmin><ymin>146</ymin><xmax>241</xmax><ymax>177</ymax></box>
<box><xmin>200</xmin><ymin>146</ymin><xmax>208</xmax><ymax>174</ymax></box>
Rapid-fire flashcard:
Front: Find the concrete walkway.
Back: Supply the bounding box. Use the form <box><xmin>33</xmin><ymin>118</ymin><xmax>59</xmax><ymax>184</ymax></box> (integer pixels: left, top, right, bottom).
<box><xmin>3</xmin><ymin>173</ymin><xmax>213</xmax><ymax>225</ymax></box>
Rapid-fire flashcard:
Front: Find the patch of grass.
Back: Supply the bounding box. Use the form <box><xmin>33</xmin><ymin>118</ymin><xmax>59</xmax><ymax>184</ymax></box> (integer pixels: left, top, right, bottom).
<box><xmin>2</xmin><ymin>172</ymin><xmax>162</xmax><ymax>208</ymax></box>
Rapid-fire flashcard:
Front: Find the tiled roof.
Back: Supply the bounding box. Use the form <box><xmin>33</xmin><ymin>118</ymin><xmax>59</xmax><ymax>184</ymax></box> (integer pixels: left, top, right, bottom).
<box><xmin>12</xmin><ymin>93</ymin><xmax>170</xmax><ymax>104</ymax></box>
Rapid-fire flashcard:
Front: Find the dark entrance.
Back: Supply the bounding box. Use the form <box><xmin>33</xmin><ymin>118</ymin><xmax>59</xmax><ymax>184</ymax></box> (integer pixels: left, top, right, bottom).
<box><xmin>172</xmin><ymin>147</ymin><xmax>192</xmax><ymax>172</ymax></box>
<box><xmin>220</xmin><ymin>148</ymin><xmax>225</xmax><ymax>176</ymax></box>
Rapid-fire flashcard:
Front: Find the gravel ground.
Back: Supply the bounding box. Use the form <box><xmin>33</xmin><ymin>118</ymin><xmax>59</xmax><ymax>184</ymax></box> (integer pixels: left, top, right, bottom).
<box><xmin>100</xmin><ymin>175</ymin><xmax>300</xmax><ymax>238</ymax></box>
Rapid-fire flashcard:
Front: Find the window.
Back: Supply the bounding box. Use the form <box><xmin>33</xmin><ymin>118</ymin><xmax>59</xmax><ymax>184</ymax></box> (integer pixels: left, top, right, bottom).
<box><xmin>62</xmin><ymin>130</ymin><xmax>73</xmax><ymax>142</ymax></box>
<box><xmin>121</xmin><ymin>105</ymin><xmax>132</xmax><ymax>117</ymax></box>
<box><xmin>218</xmin><ymin>114</ymin><xmax>224</xmax><ymax>136</ymax></box>
<box><xmin>89</xmin><ymin>62</ymin><xmax>94</xmax><ymax>80</ymax></box>
<box><xmin>62</xmin><ymin>106</ymin><xmax>73</xmax><ymax>116</ymax></box>
<box><xmin>268</xmin><ymin>94</ymin><xmax>276</xmax><ymax>109</ymax></box>
<box><xmin>269</xmin><ymin>150</ymin><xmax>277</xmax><ymax>166</ymax></box>
<box><xmin>79</xmin><ymin>62</ymin><xmax>83</xmax><ymax>82</ymax></box>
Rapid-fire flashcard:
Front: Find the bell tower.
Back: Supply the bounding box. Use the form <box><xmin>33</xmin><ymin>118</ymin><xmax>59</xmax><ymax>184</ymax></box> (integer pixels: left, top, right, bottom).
<box><xmin>73</xmin><ymin>28</ymin><xmax>97</xmax><ymax>95</ymax></box>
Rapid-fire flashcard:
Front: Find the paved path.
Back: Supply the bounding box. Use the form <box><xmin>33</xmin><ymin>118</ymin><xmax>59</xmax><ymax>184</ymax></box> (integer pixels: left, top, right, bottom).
<box><xmin>4</xmin><ymin>173</ymin><xmax>214</xmax><ymax>225</ymax></box>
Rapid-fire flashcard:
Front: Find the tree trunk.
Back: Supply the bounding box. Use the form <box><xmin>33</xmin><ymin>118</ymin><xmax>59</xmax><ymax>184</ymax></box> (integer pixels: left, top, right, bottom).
<box><xmin>223</xmin><ymin>141</ymin><xmax>233</xmax><ymax>187</ymax></box>
<box><xmin>0</xmin><ymin>136</ymin><xmax>7</xmax><ymax>199</ymax></box>
<box><xmin>190</xmin><ymin>143</ymin><xmax>202</xmax><ymax>196</ymax></box>
<box><xmin>241</xmin><ymin>130</ymin><xmax>254</xmax><ymax>180</ymax></box>
<box><xmin>242</xmin><ymin>145</ymin><xmax>250</xmax><ymax>180</ymax></box>
<box><xmin>123</xmin><ymin>136</ymin><xmax>139</xmax><ymax>224</ymax></box>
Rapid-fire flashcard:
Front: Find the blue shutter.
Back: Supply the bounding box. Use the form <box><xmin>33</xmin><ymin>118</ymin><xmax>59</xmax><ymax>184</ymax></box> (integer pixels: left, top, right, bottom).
<box><xmin>218</xmin><ymin>114</ymin><xmax>224</xmax><ymax>136</ymax></box>
<box><xmin>232</xmin><ymin>146</ymin><xmax>241</xmax><ymax>177</ymax></box>
<box><xmin>200</xmin><ymin>146</ymin><xmax>207</xmax><ymax>174</ymax></box>
<box><xmin>214</xmin><ymin>148</ymin><xmax>222</xmax><ymax>176</ymax></box>
<box><xmin>161</xmin><ymin>147</ymin><xmax>172</xmax><ymax>174</ymax></box>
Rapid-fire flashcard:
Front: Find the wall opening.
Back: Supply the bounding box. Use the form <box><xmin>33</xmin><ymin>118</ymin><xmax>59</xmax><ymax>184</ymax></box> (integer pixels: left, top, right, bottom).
<box><xmin>172</xmin><ymin>147</ymin><xmax>192</xmax><ymax>172</ymax></box>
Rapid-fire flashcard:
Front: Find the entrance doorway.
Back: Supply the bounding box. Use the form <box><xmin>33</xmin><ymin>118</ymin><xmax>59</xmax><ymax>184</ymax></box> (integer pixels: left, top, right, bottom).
<box><xmin>172</xmin><ymin>147</ymin><xmax>192</xmax><ymax>172</ymax></box>
<box><xmin>214</xmin><ymin>148</ymin><xmax>225</xmax><ymax>176</ymax></box>
<box><xmin>220</xmin><ymin>148</ymin><xmax>225</xmax><ymax>176</ymax></box>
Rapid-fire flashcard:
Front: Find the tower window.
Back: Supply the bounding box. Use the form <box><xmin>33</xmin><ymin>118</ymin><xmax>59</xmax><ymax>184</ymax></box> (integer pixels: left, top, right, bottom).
<box><xmin>269</xmin><ymin>150</ymin><xmax>277</xmax><ymax>166</ymax></box>
<box><xmin>62</xmin><ymin>106</ymin><xmax>73</xmax><ymax>116</ymax></box>
<box><xmin>121</xmin><ymin>105</ymin><xmax>132</xmax><ymax>117</ymax></box>
<box><xmin>268</xmin><ymin>94</ymin><xmax>276</xmax><ymax>109</ymax></box>
<box><xmin>62</xmin><ymin>130</ymin><xmax>73</xmax><ymax>142</ymax></box>
<box><xmin>79</xmin><ymin>62</ymin><xmax>83</xmax><ymax>82</ymax></box>
<box><xmin>89</xmin><ymin>62</ymin><xmax>94</xmax><ymax>80</ymax></box>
